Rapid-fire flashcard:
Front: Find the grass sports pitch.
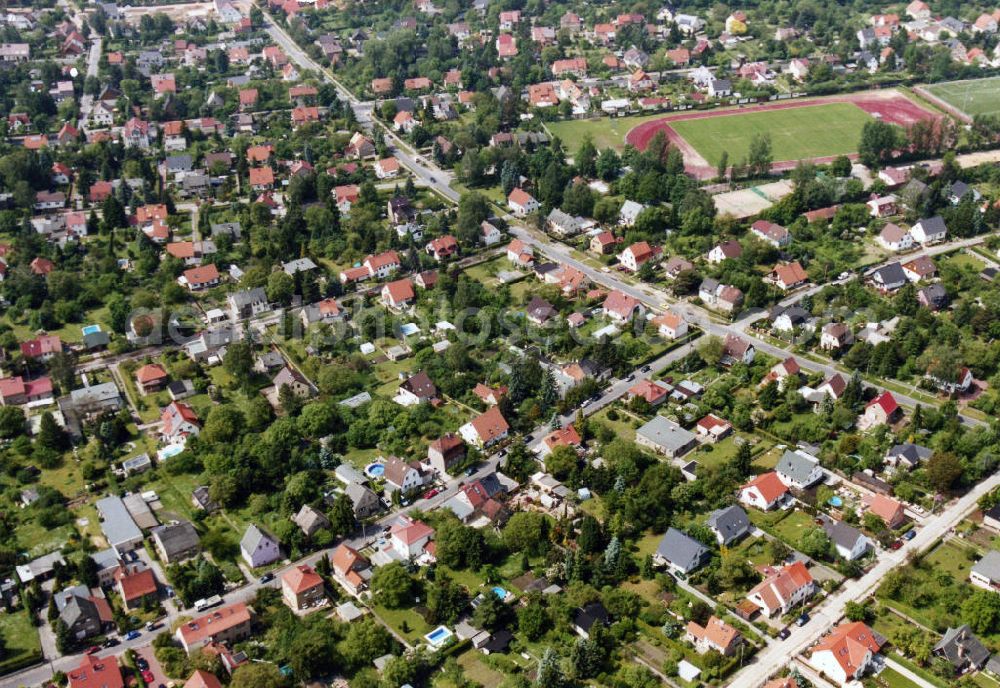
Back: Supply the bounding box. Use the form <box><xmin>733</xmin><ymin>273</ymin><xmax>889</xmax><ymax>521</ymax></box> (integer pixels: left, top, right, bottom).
<box><xmin>667</xmin><ymin>102</ymin><xmax>873</xmax><ymax>167</ymax></box>
<box><xmin>925</xmin><ymin>77</ymin><xmax>1000</xmax><ymax>118</ymax></box>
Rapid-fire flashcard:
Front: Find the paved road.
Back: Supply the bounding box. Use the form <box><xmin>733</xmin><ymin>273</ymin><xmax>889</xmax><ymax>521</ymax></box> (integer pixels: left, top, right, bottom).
<box><xmin>77</xmin><ymin>37</ymin><xmax>102</xmax><ymax>131</ymax></box>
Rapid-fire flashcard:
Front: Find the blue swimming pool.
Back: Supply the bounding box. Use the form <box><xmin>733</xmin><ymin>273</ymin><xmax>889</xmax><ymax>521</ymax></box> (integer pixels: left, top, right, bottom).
<box><xmin>829</xmin><ymin>496</ymin><xmax>843</xmax><ymax>507</ymax></box>
<box><xmin>82</xmin><ymin>324</ymin><xmax>101</xmax><ymax>335</ymax></box>
<box><xmin>492</xmin><ymin>586</ymin><xmax>509</xmax><ymax>600</ymax></box>
<box><xmin>158</xmin><ymin>444</ymin><xmax>184</xmax><ymax>460</ymax></box>
<box><xmin>425</xmin><ymin>626</ymin><xmax>453</xmax><ymax>647</ymax></box>
<box><xmin>365</xmin><ymin>462</ymin><xmax>385</xmax><ymax>478</ymax></box>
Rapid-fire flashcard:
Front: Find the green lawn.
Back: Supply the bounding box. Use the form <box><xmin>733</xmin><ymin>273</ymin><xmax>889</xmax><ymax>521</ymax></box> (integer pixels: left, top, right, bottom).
<box><xmin>749</xmin><ymin>508</ymin><xmax>817</xmax><ymax>550</ymax></box>
<box><xmin>866</xmin><ymin>667</ymin><xmax>922</xmax><ymax>688</ymax></box>
<box><xmin>546</xmin><ymin>112</ymin><xmax>686</xmax><ymax>153</ymax></box>
<box><xmin>668</xmin><ymin>102</ymin><xmax>875</xmax><ymax>167</ymax></box>
<box><xmin>0</xmin><ymin>609</ymin><xmax>42</xmax><ymax>675</ymax></box>
<box><xmin>925</xmin><ymin>76</ymin><xmax>1000</xmax><ymax>118</ymax></box>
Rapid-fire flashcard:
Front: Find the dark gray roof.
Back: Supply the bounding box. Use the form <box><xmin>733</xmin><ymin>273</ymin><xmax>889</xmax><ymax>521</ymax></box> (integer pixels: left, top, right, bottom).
<box><xmin>918</xmin><ymin>283</ymin><xmax>947</xmax><ymax>307</ymax></box>
<box><xmin>821</xmin><ymin>518</ymin><xmax>868</xmax><ymax>552</ymax></box>
<box><xmin>770</xmin><ymin>305</ymin><xmax>810</xmax><ymax>324</ymax></box>
<box><xmin>229</xmin><ymin>287</ymin><xmax>267</xmax><ymax>309</ymax></box>
<box><xmin>915</xmin><ymin>215</ymin><xmax>947</xmax><ymax>237</ymax></box>
<box><xmin>83</xmin><ymin>331</ymin><xmax>111</xmax><ymax>349</ymax></box>
<box><xmin>240</xmin><ymin>524</ymin><xmax>276</xmax><ymax>553</ymax></box>
<box><xmin>872</xmin><ymin>262</ymin><xmax>907</xmax><ymax>288</ymax></box>
<box><xmin>655</xmin><ymin>527</ymin><xmax>709</xmax><ymax>572</ymax></box>
<box><xmin>573</xmin><ymin>602</ymin><xmax>609</xmax><ymax>632</ymax></box>
<box><xmin>886</xmin><ymin>443</ymin><xmax>932</xmax><ymax>466</ymax></box>
<box><xmin>706</xmin><ymin>505</ymin><xmax>750</xmax><ymax>546</ymax></box>
<box><xmin>972</xmin><ymin>551</ymin><xmax>1000</xmax><ymax>583</ymax></box>
<box><xmin>151</xmin><ymin>521</ymin><xmax>200</xmax><ymax>559</ymax></box>
<box><xmin>935</xmin><ymin>626</ymin><xmax>990</xmax><ymax>670</ymax></box>
<box><xmin>211</xmin><ymin>221</ymin><xmax>242</xmax><ymax>239</ymax></box>
<box><xmin>776</xmin><ymin>450</ymin><xmax>821</xmax><ymax>486</ymax></box>
<box><xmin>164</xmin><ymin>155</ymin><xmax>193</xmax><ymax>171</ymax></box>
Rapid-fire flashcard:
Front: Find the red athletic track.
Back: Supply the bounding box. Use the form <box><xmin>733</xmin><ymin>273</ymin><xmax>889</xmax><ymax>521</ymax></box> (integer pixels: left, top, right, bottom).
<box><xmin>624</xmin><ymin>92</ymin><xmax>939</xmax><ymax>179</ymax></box>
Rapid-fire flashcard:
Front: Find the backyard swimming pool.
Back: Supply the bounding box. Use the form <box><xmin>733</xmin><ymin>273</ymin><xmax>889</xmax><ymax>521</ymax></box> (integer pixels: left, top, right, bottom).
<box><xmin>82</xmin><ymin>324</ymin><xmax>102</xmax><ymax>335</ymax></box>
<box><xmin>365</xmin><ymin>462</ymin><xmax>385</xmax><ymax>478</ymax></box>
<box><xmin>158</xmin><ymin>444</ymin><xmax>184</xmax><ymax>461</ymax></box>
<box><xmin>425</xmin><ymin>626</ymin><xmax>453</xmax><ymax>647</ymax></box>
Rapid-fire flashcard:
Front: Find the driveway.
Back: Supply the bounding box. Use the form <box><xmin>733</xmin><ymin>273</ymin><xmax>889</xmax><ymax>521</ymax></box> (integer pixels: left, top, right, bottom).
<box><xmin>133</xmin><ymin>644</ymin><xmax>170</xmax><ymax>688</ymax></box>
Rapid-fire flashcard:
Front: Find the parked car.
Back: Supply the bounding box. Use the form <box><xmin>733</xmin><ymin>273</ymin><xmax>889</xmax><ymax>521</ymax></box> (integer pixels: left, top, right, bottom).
<box><xmin>902</xmin><ymin>529</ymin><xmax>916</xmax><ymax>541</ymax></box>
<box><xmin>136</xmin><ymin>658</ymin><xmax>149</xmax><ymax>670</ymax></box>
<box><xmin>890</xmin><ymin>540</ymin><xmax>903</xmax><ymax>550</ymax></box>
<box><xmin>796</xmin><ymin>614</ymin><xmax>809</xmax><ymax>627</ymax></box>
<box><xmin>640</xmin><ymin>365</ymin><xmax>651</xmax><ymax>372</ymax></box>
<box><xmin>84</xmin><ymin>646</ymin><xmax>101</xmax><ymax>655</ymax></box>
<box><xmin>778</xmin><ymin>628</ymin><xmax>791</xmax><ymax>640</ymax></box>
<box><xmin>142</xmin><ymin>671</ymin><xmax>155</xmax><ymax>683</ymax></box>
<box><xmin>259</xmin><ymin>573</ymin><xmax>274</xmax><ymax>583</ymax></box>
<box><xmin>145</xmin><ymin>621</ymin><xmax>158</xmax><ymax>631</ymax></box>
<box><xmin>125</xmin><ymin>630</ymin><xmax>141</xmax><ymax>641</ymax></box>
<box><xmin>422</xmin><ymin>488</ymin><xmax>440</xmax><ymax>500</ymax></box>
<box><xmin>102</xmin><ymin>639</ymin><xmax>119</xmax><ymax>648</ymax></box>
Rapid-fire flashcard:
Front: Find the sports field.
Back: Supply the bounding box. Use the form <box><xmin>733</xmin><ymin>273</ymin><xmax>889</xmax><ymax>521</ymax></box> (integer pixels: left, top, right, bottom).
<box><xmin>667</xmin><ymin>102</ymin><xmax>872</xmax><ymax>168</ymax></box>
<box><xmin>924</xmin><ymin>76</ymin><xmax>1000</xmax><ymax>118</ymax></box>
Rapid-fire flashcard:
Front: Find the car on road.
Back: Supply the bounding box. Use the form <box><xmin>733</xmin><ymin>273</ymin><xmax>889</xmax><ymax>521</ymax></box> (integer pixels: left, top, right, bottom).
<box><xmin>429</xmin><ymin>176</ymin><xmax>436</xmax><ymax>183</ymax></box>
<box><xmin>84</xmin><ymin>646</ymin><xmax>101</xmax><ymax>655</ymax></box>
<box><xmin>142</xmin><ymin>671</ymin><xmax>155</xmax><ymax>683</ymax></box>
<box><xmin>625</xmin><ymin>374</ymin><xmax>635</xmax><ymax>381</ymax></box>
<box><xmin>889</xmin><ymin>540</ymin><xmax>903</xmax><ymax>550</ymax></box>
<box><xmin>581</xmin><ymin>398</ymin><xmax>592</xmax><ymax>407</ymax></box>
<box><xmin>125</xmin><ymin>630</ymin><xmax>141</xmax><ymax>641</ymax></box>
<box><xmin>902</xmin><ymin>529</ymin><xmax>916</xmax><ymax>541</ymax></box>
<box><xmin>423</xmin><ymin>487</ymin><xmax>440</xmax><ymax>500</ymax></box>
<box><xmin>259</xmin><ymin>573</ymin><xmax>274</xmax><ymax>584</ymax></box>
<box><xmin>524</xmin><ymin>435</ymin><xmax>533</xmax><ymax>443</ymax></box>
<box><xmin>778</xmin><ymin>628</ymin><xmax>791</xmax><ymax>640</ymax></box>
<box><xmin>136</xmin><ymin>658</ymin><xmax>149</xmax><ymax>670</ymax></box>
<box><xmin>145</xmin><ymin>621</ymin><xmax>159</xmax><ymax>631</ymax></box>
<box><xmin>102</xmin><ymin>639</ymin><xmax>119</xmax><ymax>648</ymax></box>
<box><xmin>640</xmin><ymin>365</ymin><xmax>651</xmax><ymax>373</ymax></box>
<box><xmin>796</xmin><ymin>613</ymin><xmax>809</xmax><ymax>627</ymax></box>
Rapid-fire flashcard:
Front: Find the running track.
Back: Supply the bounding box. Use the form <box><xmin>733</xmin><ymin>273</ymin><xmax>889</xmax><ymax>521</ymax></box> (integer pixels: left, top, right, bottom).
<box><xmin>625</xmin><ymin>91</ymin><xmax>938</xmax><ymax>178</ymax></box>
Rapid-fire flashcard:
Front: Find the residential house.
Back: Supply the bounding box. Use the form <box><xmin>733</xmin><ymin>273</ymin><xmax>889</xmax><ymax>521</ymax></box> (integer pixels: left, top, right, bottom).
<box><xmin>865</xmin><ymin>494</ymin><xmax>907</xmax><ymax>529</ymax></box>
<box><xmin>770</xmin><ymin>306</ymin><xmax>812</xmax><ymax>333</ymax></box>
<box><xmin>821</xmin><ymin>518</ymin><xmax>872</xmax><ymax>561</ymax></box>
<box><xmin>293</xmin><ymin>505</ymin><xmax>330</xmax><ymax>538</ymax></box>
<box><xmin>885</xmin><ymin>442</ymin><xmax>932</xmax><ymax>471</ymax></box>
<box><xmin>867</xmin><ymin>195</ymin><xmax>898</xmax><ymax>218</ymax></box>
<box><xmin>933</xmin><ymin>626</ymin><xmax>991</xmax><ymax>674</ymax></box>
<box><xmin>459</xmin><ymin>407</ymin><xmax>510</xmax><ymax>448</ymax></box>
<box><xmin>653</xmin><ymin>527</ymin><xmax>709</xmax><ymax>573</ymax></box>
<box><xmin>590</xmin><ymin>231</ymin><xmax>620</xmax><ymax>255</ymax></box>
<box><xmin>396</xmin><ymin>371</ymin><xmax>437</xmax><ymax>406</ymax></box>
<box><xmin>685</xmin><ymin>617</ymin><xmax>743</xmax><ymax>656</ymax></box>
<box><xmin>739</xmin><ymin>472</ymin><xmax>790</xmax><ymax>511</ymax></box>
<box><xmin>902</xmin><ymin>255</ymin><xmax>937</xmax><ymax>282</ymax></box>
<box><xmin>161</xmin><ymin>401</ymin><xmax>200</xmax><ymax>443</ymax></box>
<box><xmin>776</xmin><ymin>449</ymin><xmax>824</xmax><ymax>489</ymax></box>
<box><xmin>96</xmin><ymin>496</ymin><xmax>144</xmax><ymax>554</ymax></box>
<box><xmin>869</xmin><ymin>262</ymin><xmax>908</xmax><ymax>292</ymax></box>
<box><xmin>652</xmin><ymin>312</ymin><xmax>687</xmax><ymax>339</ymax></box>
<box><xmin>695</xmin><ymin>413</ymin><xmax>733</xmax><ymax>443</ymax></box>
<box><xmin>271</xmin><ymin>366</ymin><xmax>313</xmax><ymax>399</ymax></box>
<box><xmin>114</xmin><ymin>564</ymin><xmax>157</xmax><ymax>610</ymax></box>
<box><xmin>382</xmin><ymin>456</ymin><xmax>428</xmax><ymax>494</ymax></box>
<box><xmin>381</xmin><ymin>279</ymin><xmax>415</xmax><ymax>309</ymax></box>
<box><xmin>860</xmin><ymin>391</ymin><xmax>900</xmax><ymax>429</ymax></box>
<box><xmin>746</xmin><ymin>561</ymin><xmax>815</xmax><ymax>616</ymax></box>
<box><xmin>331</xmin><ymin>544</ymin><xmax>371</xmax><ymax>594</ymax></box>
<box><xmin>918</xmin><ymin>283</ymin><xmax>949</xmax><ymax>311</ymax></box>
<box><xmin>389</xmin><ymin>516</ymin><xmax>435</xmax><ymax>560</ymax></box>
<box><xmin>228</xmin><ymin>288</ymin><xmax>269</xmax><ymax>321</ymax></box>
<box><xmin>765</xmin><ymin>262</ymin><xmax>808</xmax><ymax>291</ymax></box>
<box><xmin>67</xmin><ymin>655</ymin><xmax>124</xmax><ymax>688</ymax></box>
<box><xmin>602</xmin><ymin>290</ymin><xmax>643</xmax><ymax>323</ymax></box>
<box><xmin>175</xmin><ymin>603</ymin><xmax>253</xmax><ymax>654</ymax></box>
<box><xmin>970</xmin><ymin>550</ymin><xmax>1000</xmax><ymax>591</ymax></box>
<box><xmin>750</xmin><ymin>220</ymin><xmax>790</xmax><ymax>247</ymax></box>
<box><xmin>181</xmin><ymin>264</ymin><xmax>221</xmax><ymax>291</ymax></box>
<box><xmin>627</xmin><ymin>379</ymin><xmax>672</xmax><ymax>407</ymax></box>
<box><xmin>706</xmin><ymin>505</ymin><xmax>750</xmax><ymax>546</ymax></box>
<box><xmin>618</xmin><ymin>242</ymin><xmax>661</xmax><ymax>272</ymax></box>
<box><xmin>810</xmin><ymin>622</ymin><xmax>884</xmax><ymax>686</ymax></box>
<box><xmin>820</xmin><ymin>322</ymin><xmax>854</xmax><ymax>351</ymax></box>
<box><xmin>151</xmin><ymin>522</ymin><xmax>200</xmax><ymax>564</ymax></box>
<box><xmin>135</xmin><ymin>364</ymin><xmax>169</xmax><ymax>394</ymax></box>
<box><xmin>619</xmin><ymin>200</ymin><xmax>645</xmax><ymax>227</ymax></box>
<box><xmin>635</xmin><ymin>416</ymin><xmax>697</xmax><ymax>458</ymax></box>
<box><xmin>281</xmin><ymin>564</ymin><xmax>325</xmax><ymax>611</ymax></box>
<box><xmin>572</xmin><ymin>602</ymin><xmax>609</xmax><ymax>639</ymax></box>
<box><xmin>240</xmin><ymin>524</ymin><xmax>281</xmax><ymax>568</ymax></box>
<box><xmin>910</xmin><ymin>216</ymin><xmax>947</xmax><ymax>244</ymax></box>
<box><xmin>428</xmin><ymin>433</ymin><xmax>466</xmax><ymax>475</ymax></box>
<box><xmin>526</xmin><ymin>296</ymin><xmax>557</xmax><ymax>325</ymax></box>
<box><xmin>721</xmin><ymin>334</ymin><xmax>755</xmax><ymax>366</ymax></box>
<box><xmin>344</xmin><ymin>483</ymin><xmax>380</xmax><ymax>520</ymax></box>
<box><xmin>508</xmin><ymin>188</ymin><xmax>539</xmax><ymax>217</ymax></box>
<box><xmin>707</xmin><ymin>240</ymin><xmax>742</xmax><ymax>264</ymax></box>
